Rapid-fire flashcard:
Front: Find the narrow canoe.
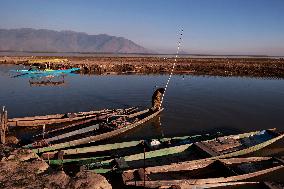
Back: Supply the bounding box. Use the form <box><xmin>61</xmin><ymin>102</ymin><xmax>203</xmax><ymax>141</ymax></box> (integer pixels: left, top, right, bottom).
<box><xmin>24</xmin><ymin>107</ymin><xmax>139</xmax><ymax>148</ymax></box>
<box><xmin>32</xmin><ymin>108</ymin><xmax>163</xmax><ymax>153</ymax></box>
<box><xmin>85</xmin><ymin>129</ymin><xmax>284</xmax><ymax>173</ymax></box>
<box><xmin>42</xmin><ymin>132</ymin><xmax>223</xmax><ymax>164</ymax></box>
<box><xmin>8</xmin><ymin>107</ymin><xmax>135</xmax><ymax>127</ymax></box>
<box><xmin>122</xmin><ymin>157</ymin><xmax>284</xmax><ymax>188</ymax></box>
<box><xmin>32</xmin><ymin>107</ymin><xmax>138</xmax><ymax>139</ymax></box>
<box><xmin>13</xmin><ymin>68</ymin><xmax>80</xmax><ymax>75</ymax></box>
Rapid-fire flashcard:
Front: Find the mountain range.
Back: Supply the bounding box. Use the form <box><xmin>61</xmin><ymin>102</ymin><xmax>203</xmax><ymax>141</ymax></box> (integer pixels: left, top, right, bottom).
<box><xmin>0</xmin><ymin>28</ymin><xmax>152</xmax><ymax>54</ymax></box>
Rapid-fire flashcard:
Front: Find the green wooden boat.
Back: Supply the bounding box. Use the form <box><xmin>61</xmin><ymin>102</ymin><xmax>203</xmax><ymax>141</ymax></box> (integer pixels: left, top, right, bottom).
<box><xmin>122</xmin><ymin>157</ymin><xmax>284</xmax><ymax>188</ymax></box>
<box><xmin>30</xmin><ymin>108</ymin><xmax>163</xmax><ymax>153</ymax></box>
<box><xmin>82</xmin><ymin>128</ymin><xmax>283</xmax><ymax>173</ymax></box>
<box><xmin>42</xmin><ymin>132</ymin><xmax>223</xmax><ymax>164</ymax></box>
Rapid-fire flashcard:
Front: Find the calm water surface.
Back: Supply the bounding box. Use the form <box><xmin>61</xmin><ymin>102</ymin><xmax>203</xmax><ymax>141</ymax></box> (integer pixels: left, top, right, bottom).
<box><xmin>0</xmin><ymin>64</ymin><xmax>284</xmax><ymax>139</ymax></box>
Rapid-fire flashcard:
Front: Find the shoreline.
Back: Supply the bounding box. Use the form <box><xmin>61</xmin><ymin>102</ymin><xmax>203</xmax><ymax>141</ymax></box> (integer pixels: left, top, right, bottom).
<box><xmin>1</xmin><ymin>56</ymin><xmax>284</xmax><ymax>78</ymax></box>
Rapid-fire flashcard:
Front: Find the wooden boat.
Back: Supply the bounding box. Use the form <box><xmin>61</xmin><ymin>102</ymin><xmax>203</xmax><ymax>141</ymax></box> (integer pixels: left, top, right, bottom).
<box><xmin>24</xmin><ymin>107</ymin><xmax>139</xmax><ymax>147</ymax></box>
<box><xmin>82</xmin><ymin>129</ymin><xmax>284</xmax><ymax>173</ymax></box>
<box><xmin>31</xmin><ymin>107</ymin><xmax>138</xmax><ymax>138</ymax></box>
<box><xmin>8</xmin><ymin>107</ymin><xmax>135</xmax><ymax>127</ymax></box>
<box><xmin>13</xmin><ymin>68</ymin><xmax>80</xmax><ymax>75</ymax></box>
<box><xmin>122</xmin><ymin>157</ymin><xmax>284</xmax><ymax>188</ymax></box>
<box><xmin>31</xmin><ymin>108</ymin><xmax>163</xmax><ymax>153</ymax></box>
<box><xmin>41</xmin><ymin>132</ymin><xmax>223</xmax><ymax>164</ymax></box>
<box><xmin>11</xmin><ymin>67</ymin><xmax>80</xmax><ymax>79</ymax></box>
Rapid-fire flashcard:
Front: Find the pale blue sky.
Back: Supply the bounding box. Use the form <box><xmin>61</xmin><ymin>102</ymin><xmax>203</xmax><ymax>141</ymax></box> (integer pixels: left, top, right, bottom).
<box><xmin>0</xmin><ymin>0</ymin><xmax>284</xmax><ymax>55</ymax></box>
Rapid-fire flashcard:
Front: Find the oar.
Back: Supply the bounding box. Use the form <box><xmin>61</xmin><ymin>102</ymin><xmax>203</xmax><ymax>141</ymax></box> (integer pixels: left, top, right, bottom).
<box><xmin>47</xmin><ymin>155</ymin><xmax>112</xmax><ymax>165</ymax></box>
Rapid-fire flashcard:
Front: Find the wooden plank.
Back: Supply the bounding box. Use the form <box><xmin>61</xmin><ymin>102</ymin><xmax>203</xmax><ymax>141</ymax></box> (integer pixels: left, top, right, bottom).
<box><xmin>33</xmin><ymin>116</ymin><xmax>102</xmax><ymax>138</ymax></box>
<box><xmin>194</xmin><ymin>142</ymin><xmax>220</xmax><ymax>156</ymax></box>
<box><xmin>8</xmin><ymin>114</ymin><xmax>65</xmax><ymax>122</ymax></box>
<box><xmin>220</xmin><ymin>157</ymin><xmax>271</xmax><ymax>164</ymax></box>
<box><xmin>8</xmin><ymin>109</ymin><xmax>111</xmax><ymax>122</ymax></box>
<box><xmin>44</xmin><ymin>124</ymin><xmax>100</xmax><ymax>143</ymax></box>
<box><xmin>9</xmin><ymin>114</ymin><xmax>99</xmax><ymax>127</ymax></box>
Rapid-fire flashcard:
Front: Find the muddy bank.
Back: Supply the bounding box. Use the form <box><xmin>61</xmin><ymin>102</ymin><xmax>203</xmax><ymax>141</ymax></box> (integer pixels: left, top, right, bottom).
<box><xmin>1</xmin><ymin>56</ymin><xmax>284</xmax><ymax>78</ymax></box>
<box><xmin>0</xmin><ymin>145</ymin><xmax>112</xmax><ymax>189</ymax></box>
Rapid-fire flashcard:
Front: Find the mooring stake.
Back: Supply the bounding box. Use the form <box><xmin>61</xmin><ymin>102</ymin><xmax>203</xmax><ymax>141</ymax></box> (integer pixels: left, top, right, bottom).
<box><xmin>143</xmin><ymin>147</ymin><xmax>146</xmax><ymax>188</ymax></box>
<box><xmin>0</xmin><ymin>106</ymin><xmax>7</xmax><ymax>144</ymax></box>
<box><xmin>42</xmin><ymin>124</ymin><xmax>46</xmax><ymax>139</ymax></box>
<box><xmin>0</xmin><ymin>108</ymin><xmax>3</xmax><ymax>144</ymax></box>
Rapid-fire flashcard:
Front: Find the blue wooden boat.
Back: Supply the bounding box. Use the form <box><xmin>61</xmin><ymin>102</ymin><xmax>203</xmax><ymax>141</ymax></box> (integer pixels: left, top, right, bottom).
<box><xmin>12</xmin><ymin>68</ymin><xmax>80</xmax><ymax>75</ymax></box>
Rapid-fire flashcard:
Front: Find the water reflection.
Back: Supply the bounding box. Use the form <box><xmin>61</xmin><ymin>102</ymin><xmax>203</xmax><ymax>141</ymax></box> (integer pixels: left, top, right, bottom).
<box><xmin>0</xmin><ymin>64</ymin><xmax>284</xmax><ymax>136</ymax></box>
<box><xmin>29</xmin><ymin>75</ymin><xmax>66</xmax><ymax>87</ymax></box>
<box><xmin>155</xmin><ymin>116</ymin><xmax>164</xmax><ymax>138</ymax></box>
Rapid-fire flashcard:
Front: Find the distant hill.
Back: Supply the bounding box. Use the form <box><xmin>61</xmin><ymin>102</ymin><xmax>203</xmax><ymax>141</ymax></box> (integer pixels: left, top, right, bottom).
<box><xmin>0</xmin><ymin>28</ymin><xmax>152</xmax><ymax>54</ymax></box>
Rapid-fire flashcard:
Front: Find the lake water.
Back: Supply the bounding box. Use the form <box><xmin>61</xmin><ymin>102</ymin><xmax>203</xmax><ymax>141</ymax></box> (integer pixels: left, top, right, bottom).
<box><xmin>1</xmin><ymin>64</ymin><xmax>284</xmax><ymax>140</ymax></box>
<box><xmin>1</xmin><ymin>63</ymin><xmax>284</xmax><ymax>183</ymax></box>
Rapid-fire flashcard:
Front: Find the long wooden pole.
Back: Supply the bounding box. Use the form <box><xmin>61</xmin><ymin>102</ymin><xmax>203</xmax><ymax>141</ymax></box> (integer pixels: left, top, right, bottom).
<box><xmin>0</xmin><ymin>107</ymin><xmax>2</xmax><ymax>143</ymax></box>
<box><xmin>5</xmin><ymin>110</ymin><xmax>8</xmax><ymax>132</ymax></box>
<box><xmin>0</xmin><ymin>106</ymin><xmax>6</xmax><ymax>144</ymax></box>
<box><xmin>143</xmin><ymin>147</ymin><xmax>146</xmax><ymax>188</ymax></box>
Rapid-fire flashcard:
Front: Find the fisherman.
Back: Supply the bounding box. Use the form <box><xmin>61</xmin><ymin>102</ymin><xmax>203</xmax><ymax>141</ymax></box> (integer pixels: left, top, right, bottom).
<box><xmin>151</xmin><ymin>88</ymin><xmax>165</xmax><ymax>111</ymax></box>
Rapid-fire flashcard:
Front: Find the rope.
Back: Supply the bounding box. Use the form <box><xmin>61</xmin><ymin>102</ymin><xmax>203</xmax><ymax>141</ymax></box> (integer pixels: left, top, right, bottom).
<box><xmin>159</xmin><ymin>29</ymin><xmax>184</xmax><ymax>109</ymax></box>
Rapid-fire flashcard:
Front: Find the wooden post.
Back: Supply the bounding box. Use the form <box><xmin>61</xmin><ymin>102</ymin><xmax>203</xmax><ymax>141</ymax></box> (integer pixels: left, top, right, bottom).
<box><xmin>0</xmin><ymin>108</ymin><xmax>2</xmax><ymax>143</ymax></box>
<box><xmin>4</xmin><ymin>110</ymin><xmax>8</xmax><ymax>132</ymax></box>
<box><xmin>0</xmin><ymin>106</ymin><xmax>6</xmax><ymax>144</ymax></box>
<box><xmin>42</xmin><ymin>124</ymin><xmax>46</xmax><ymax>139</ymax></box>
<box><xmin>58</xmin><ymin>150</ymin><xmax>64</xmax><ymax>171</ymax></box>
<box><xmin>143</xmin><ymin>147</ymin><xmax>146</xmax><ymax>188</ymax></box>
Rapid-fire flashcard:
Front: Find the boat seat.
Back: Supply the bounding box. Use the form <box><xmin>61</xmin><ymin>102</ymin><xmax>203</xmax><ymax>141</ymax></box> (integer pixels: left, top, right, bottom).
<box><xmin>220</xmin><ymin>146</ymin><xmax>242</xmax><ymax>154</ymax></box>
<box><xmin>57</xmin><ymin>150</ymin><xmax>64</xmax><ymax>160</ymax></box>
<box><xmin>115</xmin><ymin>157</ymin><xmax>129</xmax><ymax>169</ymax></box>
<box><xmin>212</xmin><ymin>160</ymin><xmax>239</xmax><ymax>176</ymax></box>
<box><xmin>194</xmin><ymin>142</ymin><xmax>220</xmax><ymax>156</ymax></box>
<box><xmin>136</xmin><ymin>168</ymin><xmax>150</xmax><ymax>181</ymax></box>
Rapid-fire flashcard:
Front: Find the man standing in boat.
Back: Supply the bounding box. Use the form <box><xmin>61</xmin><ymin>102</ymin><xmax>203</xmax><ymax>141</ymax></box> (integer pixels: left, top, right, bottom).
<box><xmin>151</xmin><ymin>88</ymin><xmax>165</xmax><ymax>111</ymax></box>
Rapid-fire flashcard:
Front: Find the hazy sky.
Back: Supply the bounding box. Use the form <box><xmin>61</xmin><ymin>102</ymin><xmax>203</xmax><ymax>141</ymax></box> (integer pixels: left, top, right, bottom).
<box><xmin>0</xmin><ymin>0</ymin><xmax>284</xmax><ymax>55</ymax></box>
